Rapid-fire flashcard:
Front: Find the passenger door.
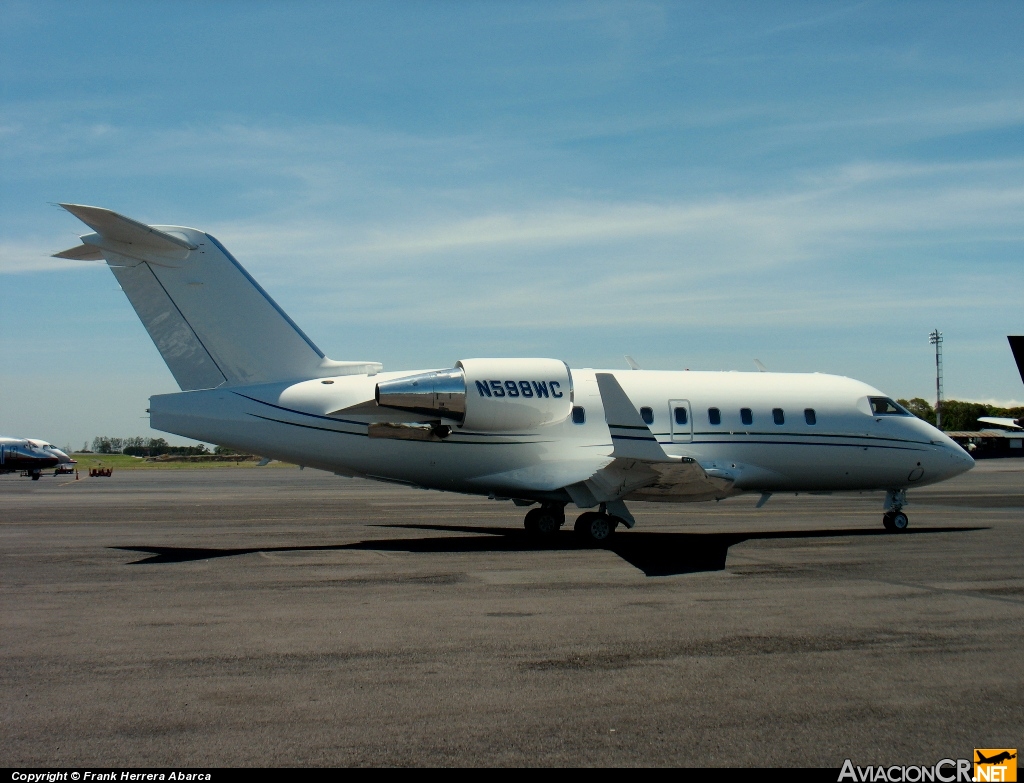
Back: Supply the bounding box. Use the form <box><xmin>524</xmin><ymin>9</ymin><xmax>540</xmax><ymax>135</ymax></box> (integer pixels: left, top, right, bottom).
<box><xmin>669</xmin><ymin>399</ymin><xmax>693</xmax><ymax>443</ymax></box>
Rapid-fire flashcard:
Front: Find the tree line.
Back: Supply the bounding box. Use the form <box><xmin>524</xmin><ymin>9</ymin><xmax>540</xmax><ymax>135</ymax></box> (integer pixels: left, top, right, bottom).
<box><xmin>896</xmin><ymin>399</ymin><xmax>1024</xmax><ymax>431</ymax></box>
<box><xmin>87</xmin><ymin>437</ymin><xmax>238</xmax><ymax>456</ymax></box>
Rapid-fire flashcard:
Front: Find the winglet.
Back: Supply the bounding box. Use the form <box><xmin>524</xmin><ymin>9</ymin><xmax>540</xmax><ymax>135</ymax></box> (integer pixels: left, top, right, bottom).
<box><xmin>595</xmin><ymin>372</ymin><xmax>674</xmax><ymax>462</ymax></box>
<box><xmin>624</xmin><ymin>355</ymin><xmax>641</xmax><ymax>370</ymax></box>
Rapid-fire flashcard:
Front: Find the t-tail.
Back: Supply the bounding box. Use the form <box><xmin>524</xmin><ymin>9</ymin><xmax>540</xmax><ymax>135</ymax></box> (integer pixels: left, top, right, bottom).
<box><xmin>55</xmin><ymin>204</ymin><xmax>380</xmax><ymax>389</ymax></box>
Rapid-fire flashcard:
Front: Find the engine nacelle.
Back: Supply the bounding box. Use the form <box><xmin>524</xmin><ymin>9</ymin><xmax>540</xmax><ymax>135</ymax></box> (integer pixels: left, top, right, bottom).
<box><xmin>459</xmin><ymin>358</ymin><xmax>572</xmax><ymax>430</ymax></box>
<box><xmin>374</xmin><ymin>358</ymin><xmax>573</xmax><ymax>431</ymax></box>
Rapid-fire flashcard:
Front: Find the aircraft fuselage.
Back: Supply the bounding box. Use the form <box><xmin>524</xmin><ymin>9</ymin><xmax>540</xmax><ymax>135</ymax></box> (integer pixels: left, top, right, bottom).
<box><xmin>150</xmin><ymin>368</ymin><xmax>973</xmax><ymax>502</ymax></box>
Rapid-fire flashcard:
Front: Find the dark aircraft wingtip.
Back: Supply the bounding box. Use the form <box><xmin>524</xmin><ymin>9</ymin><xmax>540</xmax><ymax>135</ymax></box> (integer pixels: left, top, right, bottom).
<box><xmin>1008</xmin><ymin>336</ymin><xmax>1024</xmax><ymax>385</ymax></box>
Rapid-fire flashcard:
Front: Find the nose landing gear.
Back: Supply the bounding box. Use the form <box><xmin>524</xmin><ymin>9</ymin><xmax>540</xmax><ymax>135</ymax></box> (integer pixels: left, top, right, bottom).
<box><xmin>883</xmin><ymin>490</ymin><xmax>909</xmax><ymax>532</ymax></box>
<box><xmin>883</xmin><ymin>510</ymin><xmax>909</xmax><ymax>531</ymax></box>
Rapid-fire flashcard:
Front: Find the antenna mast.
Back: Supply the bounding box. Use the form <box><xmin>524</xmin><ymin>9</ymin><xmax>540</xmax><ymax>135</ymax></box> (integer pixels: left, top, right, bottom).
<box><xmin>929</xmin><ymin>329</ymin><xmax>943</xmax><ymax>429</ymax></box>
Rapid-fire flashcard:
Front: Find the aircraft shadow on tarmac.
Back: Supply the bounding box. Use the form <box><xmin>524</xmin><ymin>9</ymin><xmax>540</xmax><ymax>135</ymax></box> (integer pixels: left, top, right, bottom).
<box><xmin>113</xmin><ymin>524</ymin><xmax>985</xmax><ymax>577</ymax></box>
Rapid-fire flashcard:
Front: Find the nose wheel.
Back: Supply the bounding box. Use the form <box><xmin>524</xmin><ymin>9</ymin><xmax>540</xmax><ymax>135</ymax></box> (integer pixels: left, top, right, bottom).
<box><xmin>882</xmin><ymin>489</ymin><xmax>909</xmax><ymax>532</ymax></box>
<box><xmin>883</xmin><ymin>510</ymin><xmax>909</xmax><ymax>531</ymax></box>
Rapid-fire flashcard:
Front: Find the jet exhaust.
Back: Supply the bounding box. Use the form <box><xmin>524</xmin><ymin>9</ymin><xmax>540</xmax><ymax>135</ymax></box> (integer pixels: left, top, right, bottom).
<box><xmin>374</xmin><ymin>368</ymin><xmax>467</xmax><ymax>422</ymax></box>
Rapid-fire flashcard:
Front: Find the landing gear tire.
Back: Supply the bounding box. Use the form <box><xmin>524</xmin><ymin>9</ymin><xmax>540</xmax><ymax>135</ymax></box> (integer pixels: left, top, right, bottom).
<box><xmin>883</xmin><ymin>511</ymin><xmax>909</xmax><ymax>532</ymax></box>
<box><xmin>574</xmin><ymin>512</ymin><xmax>618</xmax><ymax>544</ymax></box>
<box><xmin>574</xmin><ymin>512</ymin><xmax>597</xmax><ymax>535</ymax></box>
<box><xmin>31</xmin><ymin>471</ymin><xmax>40</xmax><ymax>481</ymax></box>
<box><xmin>524</xmin><ymin>506</ymin><xmax>564</xmax><ymax>536</ymax></box>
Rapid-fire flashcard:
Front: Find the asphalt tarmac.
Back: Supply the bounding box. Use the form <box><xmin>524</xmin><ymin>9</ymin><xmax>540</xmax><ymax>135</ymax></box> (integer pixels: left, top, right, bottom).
<box><xmin>2</xmin><ymin>461</ymin><xmax>1022</xmax><ymax>767</ymax></box>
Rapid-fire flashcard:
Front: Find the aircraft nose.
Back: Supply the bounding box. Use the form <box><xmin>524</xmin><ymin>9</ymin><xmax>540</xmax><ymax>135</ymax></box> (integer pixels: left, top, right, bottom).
<box><xmin>943</xmin><ymin>442</ymin><xmax>975</xmax><ymax>477</ymax></box>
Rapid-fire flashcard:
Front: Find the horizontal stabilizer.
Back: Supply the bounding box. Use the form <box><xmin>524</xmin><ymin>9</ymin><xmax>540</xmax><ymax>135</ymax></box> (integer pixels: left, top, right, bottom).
<box><xmin>59</xmin><ymin>203</ymin><xmax>196</xmax><ymax>258</ymax></box>
<box><xmin>53</xmin><ymin>243</ymin><xmax>105</xmax><ymax>261</ymax></box>
<box><xmin>595</xmin><ymin>372</ymin><xmax>673</xmax><ymax>462</ymax></box>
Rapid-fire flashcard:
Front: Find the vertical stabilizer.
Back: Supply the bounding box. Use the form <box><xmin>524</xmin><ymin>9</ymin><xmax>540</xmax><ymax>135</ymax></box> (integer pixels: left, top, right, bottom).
<box><xmin>55</xmin><ymin>204</ymin><xmax>380</xmax><ymax>390</ymax></box>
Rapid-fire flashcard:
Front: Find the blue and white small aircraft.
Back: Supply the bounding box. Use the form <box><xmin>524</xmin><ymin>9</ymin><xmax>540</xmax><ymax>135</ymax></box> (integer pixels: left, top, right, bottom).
<box><xmin>0</xmin><ymin>437</ymin><xmax>72</xmax><ymax>479</ymax></box>
<box><xmin>54</xmin><ymin>204</ymin><xmax>974</xmax><ymax>541</ymax></box>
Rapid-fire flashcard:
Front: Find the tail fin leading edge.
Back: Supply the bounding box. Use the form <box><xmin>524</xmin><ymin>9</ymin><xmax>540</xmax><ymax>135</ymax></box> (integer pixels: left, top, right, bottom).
<box><xmin>56</xmin><ymin>204</ymin><xmax>380</xmax><ymax>390</ymax></box>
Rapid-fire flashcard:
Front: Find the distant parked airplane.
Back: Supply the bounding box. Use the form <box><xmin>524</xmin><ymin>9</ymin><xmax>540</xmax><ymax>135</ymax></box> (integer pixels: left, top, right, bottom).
<box><xmin>26</xmin><ymin>439</ymin><xmax>76</xmax><ymax>471</ymax></box>
<box><xmin>977</xmin><ymin>336</ymin><xmax>1024</xmax><ymax>430</ymax></box>
<box><xmin>0</xmin><ymin>437</ymin><xmax>61</xmax><ymax>479</ymax></box>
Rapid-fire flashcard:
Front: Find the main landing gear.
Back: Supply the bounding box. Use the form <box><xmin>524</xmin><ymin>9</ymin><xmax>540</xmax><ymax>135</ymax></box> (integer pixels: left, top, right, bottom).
<box><xmin>523</xmin><ymin>504</ymin><xmax>565</xmax><ymax>535</ymax></box>
<box><xmin>573</xmin><ymin>511</ymin><xmax>619</xmax><ymax>543</ymax></box>
<box><xmin>522</xmin><ymin>503</ymin><xmax>625</xmax><ymax>544</ymax></box>
<box><xmin>883</xmin><ymin>490</ymin><xmax>909</xmax><ymax>532</ymax></box>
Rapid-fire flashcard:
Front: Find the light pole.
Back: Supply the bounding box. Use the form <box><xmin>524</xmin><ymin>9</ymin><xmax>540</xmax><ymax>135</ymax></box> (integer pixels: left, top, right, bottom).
<box><xmin>929</xmin><ymin>329</ymin><xmax>943</xmax><ymax>429</ymax></box>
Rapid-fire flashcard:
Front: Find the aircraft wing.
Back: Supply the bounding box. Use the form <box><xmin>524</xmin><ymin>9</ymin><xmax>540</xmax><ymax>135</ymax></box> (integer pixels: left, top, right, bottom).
<box><xmin>974</xmin><ymin>337</ymin><xmax>1024</xmax><ymax>430</ymax></box>
<box><xmin>977</xmin><ymin>416</ymin><xmax>1023</xmax><ymax>430</ymax></box>
<box><xmin>563</xmin><ymin>374</ymin><xmax>737</xmax><ymax>516</ymax></box>
<box><xmin>1009</xmin><ymin>335</ymin><xmax>1024</xmax><ymax>383</ymax></box>
<box><xmin>595</xmin><ymin>372</ymin><xmax>676</xmax><ymax>462</ymax></box>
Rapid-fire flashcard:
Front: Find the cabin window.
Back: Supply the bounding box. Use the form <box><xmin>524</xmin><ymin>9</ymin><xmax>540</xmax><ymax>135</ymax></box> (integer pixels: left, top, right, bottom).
<box><xmin>571</xmin><ymin>406</ymin><xmax>586</xmax><ymax>424</ymax></box>
<box><xmin>773</xmin><ymin>408</ymin><xmax>785</xmax><ymax>425</ymax></box>
<box><xmin>804</xmin><ymin>408</ymin><xmax>816</xmax><ymax>425</ymax></box>
<box><xmin>708</xmin><ymin>408</ymin><xmax>721</xmax><ymax>425</ymax></box>
<box><xmin>740</xmin><ymin>408</ymin><xmax>753</xmax><ymax>425</ymax></box>
<box><xmin>674</xmin><ymin>407</ymin><xmax>688</xmax><ymax>425</ymax></box>
<box><xmin>869</xmin><ymin>397</ymin><xmax>911</xmax><ymax>416</ymax></box>
<box><xmin>640</xmin><ymin>407</ymin><xmax>654</xmax><ymax>425</ymax></box>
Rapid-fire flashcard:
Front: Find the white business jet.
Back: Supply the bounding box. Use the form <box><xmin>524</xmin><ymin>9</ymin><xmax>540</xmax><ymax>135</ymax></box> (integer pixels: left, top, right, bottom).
<box><xmin>54</xmin><ymin>204</ymin><xmax>974</xmax><ymax>541</ymax></box>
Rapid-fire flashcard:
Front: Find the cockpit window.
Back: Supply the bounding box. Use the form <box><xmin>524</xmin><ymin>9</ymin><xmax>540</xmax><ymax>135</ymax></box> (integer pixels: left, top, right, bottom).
<box><xmin>869</xmin><ymin>397</ymin><xmax>911</xmax><ymax>416</ymax></box>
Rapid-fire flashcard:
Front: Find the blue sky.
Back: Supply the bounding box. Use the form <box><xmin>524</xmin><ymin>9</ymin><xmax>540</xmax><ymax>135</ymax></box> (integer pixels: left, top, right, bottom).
<box><xmin>2</xmin><ymin>1</ymin><xmax>1022</xmax><ymax>448</ymax></box>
